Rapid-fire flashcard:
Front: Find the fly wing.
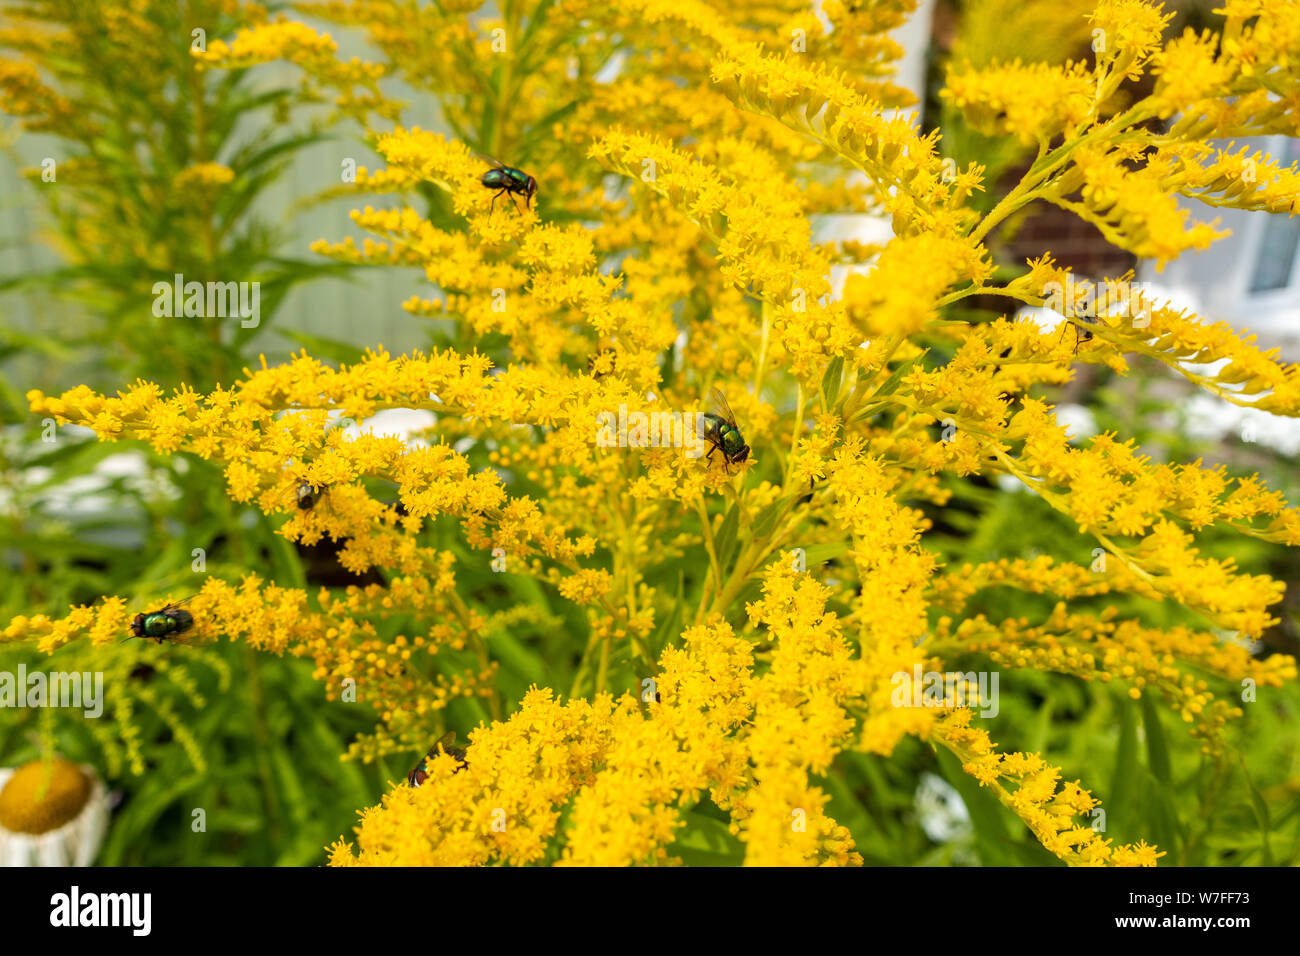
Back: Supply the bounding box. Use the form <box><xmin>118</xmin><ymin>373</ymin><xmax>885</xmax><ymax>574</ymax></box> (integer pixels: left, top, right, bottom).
<box><xmin>709</xmin><ymin>387</ymin><xmax>739</xmax><ymax>428</ymax></box>
<box><xmin>435</xmin><ymin>731</ymin><xmax>457</xmax><ymax>752</ymax></box>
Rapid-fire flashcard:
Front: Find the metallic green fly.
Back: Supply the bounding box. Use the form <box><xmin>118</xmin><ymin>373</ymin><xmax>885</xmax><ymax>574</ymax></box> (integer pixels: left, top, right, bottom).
<box><xmin>126</xmin><ymin>597</ymin><xmax>194</xmax><ymax>645</ymax></box>
<box><xmin>700</xmin><ymin>387</ymin><xmax>751</xmax><ymax>470</ymax></box>
<box><xmin>481</xmin><ymin>159</ymin><xmax>537</xmax><ymax>214</ymax></box>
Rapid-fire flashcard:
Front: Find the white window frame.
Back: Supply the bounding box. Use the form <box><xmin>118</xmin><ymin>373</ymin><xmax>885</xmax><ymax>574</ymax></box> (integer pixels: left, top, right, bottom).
<box><xmin>1239</xmin><ymin>135</ymin><xmax>1300</xmax><ymax>309</ymax></box>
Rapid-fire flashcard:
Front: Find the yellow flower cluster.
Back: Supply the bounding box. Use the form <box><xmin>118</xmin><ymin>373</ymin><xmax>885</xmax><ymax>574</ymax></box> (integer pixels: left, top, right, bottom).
<box><xmin>936</xmin><ymin>711</ymin><xmax>1163</xmax><ymax>865</ymax></box>
<box><xmin>930</xmin><ymin>605</ymin><xmax>1295</xmax><ymax>749</ymax></box>
<box><xmin>193</xmin><ymin>18</ymin><xmax>395</xmax><ymax>122</ymax></box>
<box><xmin>174</xmin><ymin>162</ymin><xmax>237</xmax><ymax>190</ymax></box>
<box><xmin>8</xmin><ymin>0</ymin><xmax>1300</xmax><ymax>867</ymax></box>
<box><xmin>329</xmin><ymin>560</ymin><xmax>1164</xmax><ymax>865</ymax></box>
<box><xmin>943</xmin><ymin>60</ymin><xmax>1096</xmax><ymax>147</ymax></box>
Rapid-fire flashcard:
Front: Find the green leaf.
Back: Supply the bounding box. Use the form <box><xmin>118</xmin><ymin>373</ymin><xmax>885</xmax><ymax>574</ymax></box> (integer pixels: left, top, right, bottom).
<box><xmin>668</xmin><ymin>807</ymin><xmax>744</xmax><ymax>866</ymax></box>
<box><xmin>1007</xmin><ymin>837</ymin><xmax>1065</xmax><ymax>866</ymax></box>
<box><xmin>713</xmin><ymin>504</ymin><xmax>740</xmax><ymax>571</ymax></box>
<box><xmin>517</xmin><ymin>101</ymin><xmax>580</xmax><ymax>158</ymax></box>
<box><xmin>98</xmin><ymin>773</ymin><xmax>206</xmax><ymax>865</ymax></box>
<box><xmin>1109</xmin><ymin>695</ymin><xmax>1139</xmax><ymax>835</ymax></box>
<box><xmin>649</xmin><ymin>571</ymin><xmax>686</xmax><ymax>656</ymax></box>
<box><xmin>1237</xmin><ymin>756</ymin><xmax>1274</xmax><ymax>866</ymax></box>
<box><xmin>1140</xmin><ymin>693</ymin><xmax>1172</xmax><ymax>786</ymax></box>
<box><xmin>1028</xmin><ymin>695</ymin><xmax>1054</xmax><ymax>754</ymax></box>
<box><xmin>750</xmin><ymin>497</ymin><xmax>786</xmax><ymax>541</ymax></box>
<box><xmin>491</xmin><ymin>627</ymin><xmax>549</xmax><ymax>686</ymax></box>
<box><xmin>1140</xmin><ymin>773</ymin><xmax>1180</xmax><ymax>858</ymax></box>
<box><xmin>267</xmin><ymin>532</ymin><xmax>307</xmax><ymax>591</ymax></box>
<box><xmin>799</xmin><ymin>541</ymin><xmax>852</xmax><ymax>568</ymax></box>
<box><xmin>870</xmin><ymin>352</ymin><xmax>927</xmax><ymax>401</ymax></box>
<box><xmin>935</xmin><ymin>746</ymin><xmax>1012</xmax><ymax>866</ymax></box>
<box><xmin>821</xmin><ymin>355</ymin><xmax>844</xmax><ymax>407</ymax></box>
<box><xmin>281</xmin><ymin>329</ymin><xmax>366</xmax><ymax>366</ymax></box>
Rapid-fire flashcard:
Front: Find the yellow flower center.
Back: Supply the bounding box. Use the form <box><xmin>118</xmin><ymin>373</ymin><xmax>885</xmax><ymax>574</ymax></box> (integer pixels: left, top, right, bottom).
<box><xmin>0</xmin><ymin>759</ymin><xmax>92</xmax><ymax>834</ymax></box>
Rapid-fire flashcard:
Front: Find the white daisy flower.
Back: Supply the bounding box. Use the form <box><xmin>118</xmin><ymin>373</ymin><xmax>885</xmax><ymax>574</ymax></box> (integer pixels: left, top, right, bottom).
<box><xmin>0</xmin><ymin>758</ymin><xmax>110</xmax><ymax>867</ymax></box>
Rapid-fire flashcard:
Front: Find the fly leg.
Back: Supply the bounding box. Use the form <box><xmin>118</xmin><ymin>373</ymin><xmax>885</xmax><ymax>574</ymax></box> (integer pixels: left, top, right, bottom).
<box><xmin>1054</xmin><ymin>320</ymin><xmax>1086</xmax><ymax>354</ymax></box>
<box><xmin>1054</xmin><ymin>321</ymin><xmax>1072</xmax><ymax>350</ymax></box>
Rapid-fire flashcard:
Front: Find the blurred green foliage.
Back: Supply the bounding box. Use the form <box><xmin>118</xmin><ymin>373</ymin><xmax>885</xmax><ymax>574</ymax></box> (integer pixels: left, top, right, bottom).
<box><xmin>0</xmin><ymin>0</ymin><xmax>389</xmax><ymax>865</ymax></box>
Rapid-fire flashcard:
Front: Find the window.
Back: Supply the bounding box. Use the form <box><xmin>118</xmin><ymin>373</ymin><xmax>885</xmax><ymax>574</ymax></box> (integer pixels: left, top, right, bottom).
<box><xmin>1248</xmin><ymin>138</ymin><xmax>1300</xmax><ymax>294</ymax></box>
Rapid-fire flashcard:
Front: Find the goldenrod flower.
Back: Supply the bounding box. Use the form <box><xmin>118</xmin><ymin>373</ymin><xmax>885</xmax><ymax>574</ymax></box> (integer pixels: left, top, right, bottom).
<box><xmin>7</xmin><ymin>0</ymin><xmax>1300</xmax><ymax>868</ymax></box>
